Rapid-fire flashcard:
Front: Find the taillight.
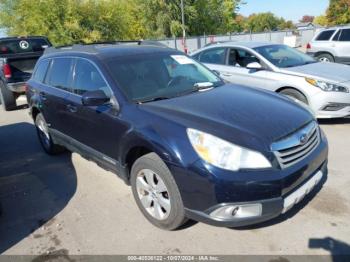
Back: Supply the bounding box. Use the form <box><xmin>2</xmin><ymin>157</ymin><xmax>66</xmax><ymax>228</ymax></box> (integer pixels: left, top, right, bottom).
<box><xmin>3</xmin><ymin>63</ymin><xmax>12</xmax><ymax>79</ymax></box>
<box><xmin>24</xmin><ymin>83</ymin><xmax>29</xmax><ymax>92</ymax></box>
<box><xmin>306</xmin><ymin>43</ymin><xmax>311</xmax><ymax>49</ymax></box>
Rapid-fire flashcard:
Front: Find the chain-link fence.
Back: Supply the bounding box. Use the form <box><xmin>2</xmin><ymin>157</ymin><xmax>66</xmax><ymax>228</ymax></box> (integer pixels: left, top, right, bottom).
<box><xmin>156</xmin><ymin>28</ymin><xmax>322</xmax><ymax>53</ymax></box>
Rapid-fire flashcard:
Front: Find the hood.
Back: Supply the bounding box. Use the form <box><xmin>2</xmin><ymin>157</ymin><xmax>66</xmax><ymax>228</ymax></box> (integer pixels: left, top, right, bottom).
<box><xmin>140</xmin><ymin>84</ymin><xmax>313</xmax><ymax>151</ymax></box>
<box><xmin>280</xmin><ymin>62</ymin><xmax>350</xmax><ymax>84</ymax></box>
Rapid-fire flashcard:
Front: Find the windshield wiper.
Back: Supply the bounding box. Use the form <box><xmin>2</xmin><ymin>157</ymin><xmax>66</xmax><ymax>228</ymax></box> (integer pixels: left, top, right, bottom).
<box><xmin>138</xmin><ymin>82</ymin><xmax>218</xmax><ymax>103</ymax></box>
<box><xmin>193</xmin><ymin>82</ymin><xmax>214</xmax><ymax>90</ymax></box>
<box><xmin>170</xmin><ymin>82</ymin><xmax>216</xmax><ymax>98</ymax></box>
<box><xmin>136</xmin><ymin>96</ymin><xmax>170</xmax><ymax>104</ymax></box>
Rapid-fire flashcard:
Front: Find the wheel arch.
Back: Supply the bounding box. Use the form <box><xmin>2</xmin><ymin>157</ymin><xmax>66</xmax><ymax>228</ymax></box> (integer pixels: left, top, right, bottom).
<box><xmin>121</xmin><ymin>139</ymin><xmax>177</xmax><ymax>183</ymax></box>
<box><xmin>314</xmin><ymin>51</ymin><xmax>335</xmax><ymax>59</ymax></box>
<box><xmin>31</xmin><ymin>106</ymin><xmax>41</xmax><ymax>121</ymax></box>
<box><xmin>275</xmin><ymin>86</ymin><xmax>309</xmax><ymax>104</ymax></box>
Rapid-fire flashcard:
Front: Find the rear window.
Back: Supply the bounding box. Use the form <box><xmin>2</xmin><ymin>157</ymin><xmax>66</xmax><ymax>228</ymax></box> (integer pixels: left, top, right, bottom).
<box><xmin>33</xmin><ymin>59</ymin><xmax>50</xmax><ymax>83</ymax></box>
<box><xmin>0</xmin><ymin>38</ymin><xmax>50</xmax><ymax>54</ymax></box>
<box><xmin>339</xmin><ymin>29</ymin><xmax>350</xmax><ymax>41</ymax></box>
<box><xmin>316</xmin><ymin>30</ymin><xmax>335</xmax><ymax>41</ymax></box>
<box><xmin>46</xmin><ymin>58</ymin><xmax>73</xmax><ymax>92</ymax></box>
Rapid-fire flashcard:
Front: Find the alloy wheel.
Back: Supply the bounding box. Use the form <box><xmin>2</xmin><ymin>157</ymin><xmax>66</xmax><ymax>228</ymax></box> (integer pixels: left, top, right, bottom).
<box><xmin>319</xmin><ymin>57</ymin><xmax>330</xmax><ymax>62</ymax></box>
<box><xmin>136</xmin><ymin>169</ymin><xmax>171</xmax><ymax>220</ymax></box>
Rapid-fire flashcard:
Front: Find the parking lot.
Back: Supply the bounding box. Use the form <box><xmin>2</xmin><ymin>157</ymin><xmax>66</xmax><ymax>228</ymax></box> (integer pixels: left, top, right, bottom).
<box><xmin>0</xmin><ymin>97</ymin><xmax>350</xmax><ymax>257</ymax></box>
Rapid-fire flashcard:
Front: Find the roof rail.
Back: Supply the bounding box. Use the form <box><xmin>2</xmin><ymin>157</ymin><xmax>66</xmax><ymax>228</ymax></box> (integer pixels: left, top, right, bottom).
<box><xmin>44</xmin><ymin>40</ymin><xmax>167</xmax><ymax>54</ymax></box>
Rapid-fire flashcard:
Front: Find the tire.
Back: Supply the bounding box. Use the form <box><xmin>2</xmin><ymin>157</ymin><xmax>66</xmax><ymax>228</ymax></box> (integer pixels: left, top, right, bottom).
<box><xmin>130</xmin><ymin>153</ymin><xmax>187</xmax><ymax>230</ymax></box>
<box><xmin>0</xmin><ymin>82</ymin><xmax>16</xmax><ymax>111</ymax></box>
<box><xmin>279</xmin><ymin>88</ymin><xmax>308</xmax><ymax>105</ymax></box>
<box><xmin>316</xmin><ymin>53</ymin><xmax>334</xmax><ymax>63</ymax></box>
<box><xmin>35</xmin><ymin>113</ymin><xmax>65</xmax><ymax>155</ymax></box>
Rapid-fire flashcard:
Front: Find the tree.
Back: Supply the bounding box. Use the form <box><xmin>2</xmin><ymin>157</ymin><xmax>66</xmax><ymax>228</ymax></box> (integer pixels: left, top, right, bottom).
<box><xmin>232</xmin><ymin>14</ymin><xmax>247</xmax><ymax>32</ymax></box>
<box><xmin>245</xmin><ymin>12</ymin><xmax>282</xmax><ymax>32</ymax></box>
<box><xmin>0</xmin><ymin>0</ymin><xmax>146</xmax><ymax>45</ymax></box>
<box><xmin>326</xmin><ymin>0</ymin><xmax>350</xmax><ymax>25</ymax></box>
<box><xmin>300</xmin><ymin>15</ymin><xmax>315</xmax><ymax>23</ymax></box>
<box><xmin>137</xmin><ymin>0</ymin><xmax>244</xmax><ymax>38</ymax></box>
<box><xmin>314</xmin><ymin>15</ymin><xmax>329</xmax><ymax>26</ymax></box>
<box><xmin>279</xmin><ymin>19</ymin><xmax>295</xmax><ymax>30</ymax></box>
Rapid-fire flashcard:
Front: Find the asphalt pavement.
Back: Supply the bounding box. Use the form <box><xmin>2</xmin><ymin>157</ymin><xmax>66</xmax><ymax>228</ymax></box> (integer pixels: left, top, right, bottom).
<box><xmin>1</xmin><ymin>97</ymin><xmax>350</xmax><ymax>257</ymax></box>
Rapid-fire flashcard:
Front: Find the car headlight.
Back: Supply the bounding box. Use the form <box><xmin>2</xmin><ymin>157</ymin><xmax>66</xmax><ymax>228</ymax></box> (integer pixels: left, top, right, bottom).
<box><xmin>306</xmin><ymin>78</ymin><xmax>349</xmax><ymax>93</ymax></box>
<box><xmin>187</xmin><ymin>128</ymin><xmax>271</xmax><ymax>171</ymax></box>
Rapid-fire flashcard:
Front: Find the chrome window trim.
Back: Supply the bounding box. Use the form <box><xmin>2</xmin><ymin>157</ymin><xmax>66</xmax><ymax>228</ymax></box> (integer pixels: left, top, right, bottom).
<box><xmin>42</xmin><ymin>55</ymin><xmax>120</xmax><ymax>109</ymax></box>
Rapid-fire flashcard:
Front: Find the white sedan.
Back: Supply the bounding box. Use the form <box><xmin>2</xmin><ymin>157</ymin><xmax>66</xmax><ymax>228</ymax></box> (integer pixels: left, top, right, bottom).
<box><xmin>191</xmin><ymin>42</ymin><xmax>350</xmax><ymax>119</ymax></box>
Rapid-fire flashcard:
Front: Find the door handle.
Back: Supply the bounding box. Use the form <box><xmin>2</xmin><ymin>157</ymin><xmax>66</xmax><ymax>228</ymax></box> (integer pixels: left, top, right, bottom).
<box><xmin>221</xmin><ymin>72</ymin><xmax>233</xmax><ymax>77</ymax></box>
<box><xmin>39</xmin><ymin>92</ymin><xmax>47</xmax><ymax>101</ymax></box>
<box><xmin>66</xmin><ymin>104</ymin><xmax>78</xmax><ymax>113</ymax></box>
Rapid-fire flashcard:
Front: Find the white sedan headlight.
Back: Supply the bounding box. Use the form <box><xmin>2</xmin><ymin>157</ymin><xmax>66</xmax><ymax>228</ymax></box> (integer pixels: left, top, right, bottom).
<box><xmin>306</xmin><ymin>78</ymin><xmax>349</xmax><ymax>93</ymax></box>
<box><xmin>187</xmin><ymin>128</ymin><xmax>271</xmax><ymax>171</ymax></box>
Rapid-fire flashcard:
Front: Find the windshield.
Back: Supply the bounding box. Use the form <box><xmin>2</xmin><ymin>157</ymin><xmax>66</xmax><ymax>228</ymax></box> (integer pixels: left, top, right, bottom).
<box><xmin>0</xmin><ymin>38</ymin><xmax>50</xmax><ymax>54</ymax></box>
<box><xmin>254</xmin><ymin>44</ymin><xmax>316</xmax><ymax>68</ymax></box>
<box><xmin>107</xmin><ymin>53</ymin><xmax>223</xmax><ymax>103</ymax></box>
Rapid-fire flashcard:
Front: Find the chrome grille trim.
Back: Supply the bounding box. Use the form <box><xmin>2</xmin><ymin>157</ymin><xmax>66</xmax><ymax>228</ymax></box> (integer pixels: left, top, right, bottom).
<box><xmin>271</xmin><ymin>121</ymin><xmax>320</xmax><ymax>169</ymax></box>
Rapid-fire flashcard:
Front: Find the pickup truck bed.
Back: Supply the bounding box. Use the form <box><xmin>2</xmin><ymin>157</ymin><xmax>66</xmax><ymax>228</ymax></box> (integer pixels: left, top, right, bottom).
<box><xmin>0</xmin><ymin>37</ymin><xmax>51</xmax><ymax>111</ymax></box>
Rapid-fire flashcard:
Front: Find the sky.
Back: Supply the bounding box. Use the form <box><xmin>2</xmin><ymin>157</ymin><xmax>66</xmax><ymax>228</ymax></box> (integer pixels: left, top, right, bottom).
<box><xmin>239</xmin><ymin>0</ymin><xmax>329</xmax><ymax>22</ymax></box>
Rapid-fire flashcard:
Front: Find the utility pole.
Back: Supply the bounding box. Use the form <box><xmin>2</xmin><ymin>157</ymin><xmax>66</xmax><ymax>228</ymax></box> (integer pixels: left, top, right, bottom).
<box><xmin>181</xmin><ymin>0</ymin><xmax>187</xmax><ymax>53</ymax></box>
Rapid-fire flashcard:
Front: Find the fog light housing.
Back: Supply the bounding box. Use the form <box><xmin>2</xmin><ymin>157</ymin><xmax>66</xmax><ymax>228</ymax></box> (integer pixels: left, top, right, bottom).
<box><xmin>322</xmin><ymin>103</ymin><xmax>350</xmax><ymax>111</ymax></box>
<box><xmin>209</xmin><ymin>203</ymin><xmax>262</xmax><ymax>220</ymax></box>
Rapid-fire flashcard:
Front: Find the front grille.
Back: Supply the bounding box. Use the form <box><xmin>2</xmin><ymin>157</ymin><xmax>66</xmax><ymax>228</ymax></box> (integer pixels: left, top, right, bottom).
<box><xmin>272</xmin><ymin>121</ymin><xmax>320</xmax><ymax>169</ymax></box>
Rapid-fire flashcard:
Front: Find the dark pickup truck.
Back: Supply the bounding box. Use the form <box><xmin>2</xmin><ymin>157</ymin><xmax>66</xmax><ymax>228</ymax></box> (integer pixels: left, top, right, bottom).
<box><xmin>0</xmin><ymin>36</ymin><xmax>51</xmax><ymax>111</ymax></box>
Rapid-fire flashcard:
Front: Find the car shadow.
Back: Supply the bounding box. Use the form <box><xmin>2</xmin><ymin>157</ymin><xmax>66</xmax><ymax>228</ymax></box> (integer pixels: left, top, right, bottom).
<box><xmin>11</xmin><ymin>104</ymin><xmax>29</xmax><ymax>111</ymax></box>
<box><xmin>233</xmin><ymin>168</ymin><xmax>328</xmax><ymax>230</ymax></box>
<box><xmin>0</xmin><ymin>122</ymin><xmax>77</xmax><ymax>254</ymax></box>
<box><xmin>318</xmin><ymin>118</ymin><xmax>350</xmax><ymax>125</ymax></box>
<box><xmin>309</xmin><ymin>237</ymin><xmax>350</xmax><ymax>261</ymax></box>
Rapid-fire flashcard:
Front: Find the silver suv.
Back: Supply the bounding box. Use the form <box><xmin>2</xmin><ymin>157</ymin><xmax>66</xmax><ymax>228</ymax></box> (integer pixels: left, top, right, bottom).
<box><xmin>307</xmin><ymin>26</ymin><xmax>350</xmax><ymax>64</ymax></box>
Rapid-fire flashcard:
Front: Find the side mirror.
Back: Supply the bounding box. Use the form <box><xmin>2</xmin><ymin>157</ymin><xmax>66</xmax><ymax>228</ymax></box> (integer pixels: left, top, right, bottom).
<box><xmin>246</xmin><ymin>62</ymin><xmax>263</xmax><ymax>70</ymax></box>
<box><xmin>82</xmin><ymin>90</ymin><xmax>110</xmax><ymax>106</ymax></box>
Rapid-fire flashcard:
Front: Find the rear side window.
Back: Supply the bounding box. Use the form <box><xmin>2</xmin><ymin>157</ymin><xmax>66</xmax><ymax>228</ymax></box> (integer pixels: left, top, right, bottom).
<box><xmin>199</xmin><ymin>48</ymin><xmax>227</xmax><ymax>65</ymax></box>
<box><xmin>33</xmin><ymin>60</ymin><xmax>50</xmax><ymax>83</ymax></box>
<box><xmin>46</xmin><ymin>58</ymin><xmax>73</xmax><ymax>92</ymax></box>
<box><xmin>72</xmin><ymin>59</ymin><xmax>111</xmax><ymax>97</ymax></box>
<box><xmin>316</xmin><ymin>30</ymin><xmax>335</xmax><ymax>41</ymax></box>
<box><xmin>339</xmin><ymin>29</ymin><xmax>350</xmax><ymax>41</ymax></box>
<box><xmin>0</xmin><ymin>38</ymin><xmax>50</xmax><ymax>54</ymax></box>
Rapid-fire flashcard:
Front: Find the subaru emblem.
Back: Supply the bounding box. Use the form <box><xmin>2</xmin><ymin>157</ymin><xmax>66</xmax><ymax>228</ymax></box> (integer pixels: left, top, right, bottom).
<box><xmin>299</xmin><ymin>134</ymin><xmax>308</xmax><ymax>145</ymax></box>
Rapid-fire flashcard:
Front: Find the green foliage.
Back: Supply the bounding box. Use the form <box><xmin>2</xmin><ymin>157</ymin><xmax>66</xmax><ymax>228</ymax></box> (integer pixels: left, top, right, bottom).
<box><xmin>0</xmin><ymin>0</ymin><xmax>299</xmax><ymax>45</ymax></box>
<box><xmin>0</xmin><ymin>0</ymin><xmax>146</xmax><ymax>45</ymax></box>
<box><xmin>0</xmin><ymin>0</ymin><xmax>244</xmax><ymax>42</ymax></box>
<box><xmin>326</xmin><ymin>0</ymin><xmax>350</xmax><ymax>25</ymax></box>
<box><xmin>244</xmin><ymin>12</ymin><xmax>294</xmax><ymax>32</ymax></box>
<box><xmin>314</xmin><ymin>15</ymin><xmax>329</xmax><ymax>26</ymax></box>
<box><xmin>138</xmin><ymin>0</ymin><xmax>243</xmax><ymax>38</ymax></box>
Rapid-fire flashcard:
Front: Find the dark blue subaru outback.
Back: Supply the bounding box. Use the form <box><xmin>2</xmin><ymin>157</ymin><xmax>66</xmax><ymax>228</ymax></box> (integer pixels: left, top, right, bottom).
<box><xmin>26</xmin><ymin>43</ymin><xmax>328</xmax><ymax>230</ymax></box>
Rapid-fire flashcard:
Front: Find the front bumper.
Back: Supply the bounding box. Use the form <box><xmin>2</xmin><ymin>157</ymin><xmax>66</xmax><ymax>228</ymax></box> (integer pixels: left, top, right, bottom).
<box><xmin>184</xmin><ymin>162</ymin><xmax>327</xmax><ymax>227</ymax></box>
<box><xmin>306</xmin><ymin>52</ymin><xmax>316</xmax><ymax>57</ymax></box>
<box><xmin>309</xmin><ymin>90</ymin><xmax>350</xmax><ymax>118</ymax></box>
<box><xmin>168</xmin><ymin>133</ymin><xmax>328</xmax><ymax>227</ymax></box>
<box><xmin>6</xmin><ymin>82</ymin><xmax>26</xmax><ymax>93</ymax></box>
